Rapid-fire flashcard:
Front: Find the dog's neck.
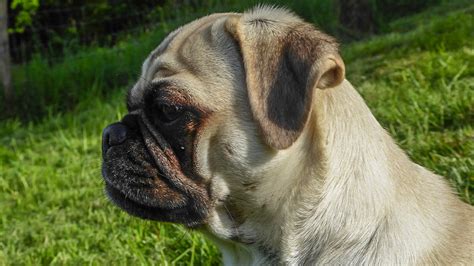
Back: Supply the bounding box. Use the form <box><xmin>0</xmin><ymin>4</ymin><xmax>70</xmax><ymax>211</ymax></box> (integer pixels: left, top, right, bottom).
<box><xmin>217</xmin><ymin>80</ymin><xmax>465</xmax><ymax>265</ymax></box>
<box><xmin>281</xmin><ymin>80</ymin><xmax>401</xmax><ymax>263</ymax></box>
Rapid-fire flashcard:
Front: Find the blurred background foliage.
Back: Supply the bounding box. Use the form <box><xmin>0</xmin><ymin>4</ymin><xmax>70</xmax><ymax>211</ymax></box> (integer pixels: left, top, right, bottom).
<box><xmin>2</xmin><ymin>0</ymin><xmax>454</xmax><ymax>120</ymax></box>
<box><xmin>8</xmin><ymin>0</ymin><xmax>445</xmax><ymax>63</ymax></box>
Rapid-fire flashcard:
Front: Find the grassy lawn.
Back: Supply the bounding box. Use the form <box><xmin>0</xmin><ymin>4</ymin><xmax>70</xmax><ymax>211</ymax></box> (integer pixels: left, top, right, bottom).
<box><xmin>1</xmin><ymin>2</ymin><xmax>473</xmax><ymax>265</ymax></box>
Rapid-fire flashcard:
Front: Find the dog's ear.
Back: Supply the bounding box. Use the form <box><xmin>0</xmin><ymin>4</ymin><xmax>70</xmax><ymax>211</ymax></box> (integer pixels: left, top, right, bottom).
<box><xmin>225</xmin><ymin>10</ymin><xmax>345</xmax><ymax>149</ymax></box>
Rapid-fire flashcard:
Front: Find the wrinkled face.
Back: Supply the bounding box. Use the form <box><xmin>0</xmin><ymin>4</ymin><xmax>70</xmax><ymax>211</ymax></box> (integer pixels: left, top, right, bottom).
<box><xmin>101</xmin><ymin>14</ymin><xmax>259</xmax><ymax>228</ymax></box>
<box><xmin>101</xmin><ymin>8</ymin><xmax>344</xmax><ymax>242</ymax></box>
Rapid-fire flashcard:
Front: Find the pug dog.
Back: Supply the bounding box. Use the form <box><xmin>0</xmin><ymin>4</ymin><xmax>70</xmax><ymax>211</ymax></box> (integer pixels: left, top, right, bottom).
<box><xmin>101</xmin><ymin>6</ymin><xmax>474</xmax><ymax>265</ymax></box>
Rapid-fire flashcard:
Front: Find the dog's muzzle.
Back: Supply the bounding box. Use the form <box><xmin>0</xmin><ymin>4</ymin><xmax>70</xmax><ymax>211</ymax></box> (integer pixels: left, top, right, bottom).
<box><xmin>100</xmin><ymin>113</ymin><xmax>211</xmax><ymax>227</ymax></box>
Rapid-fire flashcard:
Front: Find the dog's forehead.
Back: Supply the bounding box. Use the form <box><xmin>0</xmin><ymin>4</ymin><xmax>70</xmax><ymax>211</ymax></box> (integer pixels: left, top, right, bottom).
<box><xmin>129</xmin><ymin>13</ymin><xmax>242</xmax><ymax>110</ymax></box>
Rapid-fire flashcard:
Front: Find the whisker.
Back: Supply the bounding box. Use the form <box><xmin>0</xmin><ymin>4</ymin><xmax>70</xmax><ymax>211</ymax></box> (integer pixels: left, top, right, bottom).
<box><xmin>223</xmin><ymin>203</ymin><xmax>241</xmax><ymax>238</ymax></box>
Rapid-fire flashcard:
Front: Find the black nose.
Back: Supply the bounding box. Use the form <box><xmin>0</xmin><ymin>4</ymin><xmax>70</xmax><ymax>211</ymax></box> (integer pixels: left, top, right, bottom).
<box><xmin>102</xmin><ymin>123</ymin><xmax>128</xmax><ymax>157</ymax></box>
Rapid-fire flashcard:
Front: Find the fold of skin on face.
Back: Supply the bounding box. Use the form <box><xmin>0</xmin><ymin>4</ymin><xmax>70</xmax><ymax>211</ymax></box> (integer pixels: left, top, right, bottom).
<box><xmin>102</xmin><ymin>108</ymin><xmax>212</xmax><ymax>228</ymax></box>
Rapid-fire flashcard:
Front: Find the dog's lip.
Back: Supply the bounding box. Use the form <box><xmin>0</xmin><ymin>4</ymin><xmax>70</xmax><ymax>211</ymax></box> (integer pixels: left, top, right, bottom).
<box><xmin>105</xmin><ymin>182</ymin><xmax>207</xmax><ymax>227</ymax></box>
<box><xmin>104</xmin><ymin>182</ymin><xmax>185</xmax><ymax>213</ymax></box>
<box><xmin>102</xmin><ymin>174</ymin><xmax>186</xmax><ymax>210</ymax></box>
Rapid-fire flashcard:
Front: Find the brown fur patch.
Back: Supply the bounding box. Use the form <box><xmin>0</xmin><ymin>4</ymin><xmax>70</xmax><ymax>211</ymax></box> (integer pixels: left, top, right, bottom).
<box><xmin>225</xmin><ymin>18</ymin><xmax>345</xmax><ymax>149</ymax></box>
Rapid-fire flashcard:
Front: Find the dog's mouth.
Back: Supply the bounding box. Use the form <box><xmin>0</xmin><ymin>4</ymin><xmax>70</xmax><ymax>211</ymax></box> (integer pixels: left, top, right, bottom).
<box><xmin>104</xmin><ymin>182</ymin><xmax>197</xmax><ymax>225</ymax></box>
<box><xmin>101</xmin><ymin>113</ymin><xmax>210</xmax><ymax>227</ymax></box>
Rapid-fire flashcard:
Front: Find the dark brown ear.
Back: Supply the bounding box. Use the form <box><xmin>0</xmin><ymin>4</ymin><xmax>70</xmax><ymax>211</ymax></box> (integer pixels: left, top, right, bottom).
<box><xmin>225</xmin><ymin>11</ymin><xmax>345</xmax><ymax>149</ymax></box>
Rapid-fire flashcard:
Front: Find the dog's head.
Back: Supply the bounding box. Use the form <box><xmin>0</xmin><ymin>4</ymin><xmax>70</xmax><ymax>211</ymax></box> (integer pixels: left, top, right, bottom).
<box><xmin>101</xmin><ymin>6</ymin><xmax>344</xmax><ymax>238</ymax></box>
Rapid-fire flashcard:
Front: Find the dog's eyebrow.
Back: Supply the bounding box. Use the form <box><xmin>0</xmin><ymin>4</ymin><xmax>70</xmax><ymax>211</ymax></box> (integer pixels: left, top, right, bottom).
<box><xmin>154</xmin><ymin>64</ymin><xmax>177</xmax><ymax>77</ymax></box>
<box><xmin>143</xmin><ymin>80</ymin><xmax>176</xmax><ymax>100</ymax></box>
<box><xmin>126</xmin><ymin>79</ymin><xmax>182</xmax><ymax>111</ymax></box>
<box><xmin>148</xmin><ymin>80</ymin><xmax>173</xmax><ymax>91</ymax></box>
<box><xmin>148</xmin><ymin>58</ymin><xmax>180</xmax><ymax>78</ymax></box>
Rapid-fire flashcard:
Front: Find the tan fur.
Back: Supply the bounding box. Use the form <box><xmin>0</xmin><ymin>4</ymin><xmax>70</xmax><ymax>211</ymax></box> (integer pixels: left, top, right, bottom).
<box><xmin>225</xmin><ymin>14</ymin><xmax>344</xmax><ymax>149</ymax></box>
<box><xmin>130</xmin><ymin>5</ymin><xmax>474</xmax><ymax>265</ymax></box>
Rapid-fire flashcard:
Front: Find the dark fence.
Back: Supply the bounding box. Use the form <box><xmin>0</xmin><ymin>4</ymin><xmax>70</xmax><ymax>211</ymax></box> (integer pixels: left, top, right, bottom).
<box><xmin>1</xmin><ymin>1</ymin><xmax>182</xmax><ymax>119</ymax></box>
<box><xmin>0</xmin><ymin>0</ymin><xmax>444</xmax><ymax>120</ymax></box>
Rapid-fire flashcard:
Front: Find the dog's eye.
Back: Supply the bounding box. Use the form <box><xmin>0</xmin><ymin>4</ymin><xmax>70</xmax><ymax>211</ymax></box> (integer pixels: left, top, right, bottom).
<box><xmin>157</xmin><ymin>104</ymin><xmax>183</xmax><ymax>123</ymax></box>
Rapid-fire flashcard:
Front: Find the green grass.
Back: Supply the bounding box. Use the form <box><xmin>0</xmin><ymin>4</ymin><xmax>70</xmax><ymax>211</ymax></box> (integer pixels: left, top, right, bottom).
<box><xmin>5</xmin><ymin>25</ymin><xmax>172</xmax><ymax>120</ymax></box>
<box><xmin>1</xmin><ymin>1</ymin><xmax>473</xmax><ymax>265</ymax></box>
<box><xmin>0</xmin><ymin>94</ymin><xmax>220</xmax><ymax>265</ymax></box>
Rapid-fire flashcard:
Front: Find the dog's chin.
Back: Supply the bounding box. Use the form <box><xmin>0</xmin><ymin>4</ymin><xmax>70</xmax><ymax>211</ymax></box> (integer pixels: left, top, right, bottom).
<box><xmin>105</xmin><ymin>183</ymin><xmax>170</xmax><ymax>219</ymax></box>
<box><xmin>104</xmin><ymin>182</ymin><xmax>203</xmax><ymax>227</ymax></box>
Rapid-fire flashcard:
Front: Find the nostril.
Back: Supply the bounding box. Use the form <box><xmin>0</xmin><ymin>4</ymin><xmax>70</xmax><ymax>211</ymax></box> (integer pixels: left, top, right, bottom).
<box><xmin>102</xmin><ymin>123</ymin><xmax>129</xmax><ymax>156</ymax></box>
